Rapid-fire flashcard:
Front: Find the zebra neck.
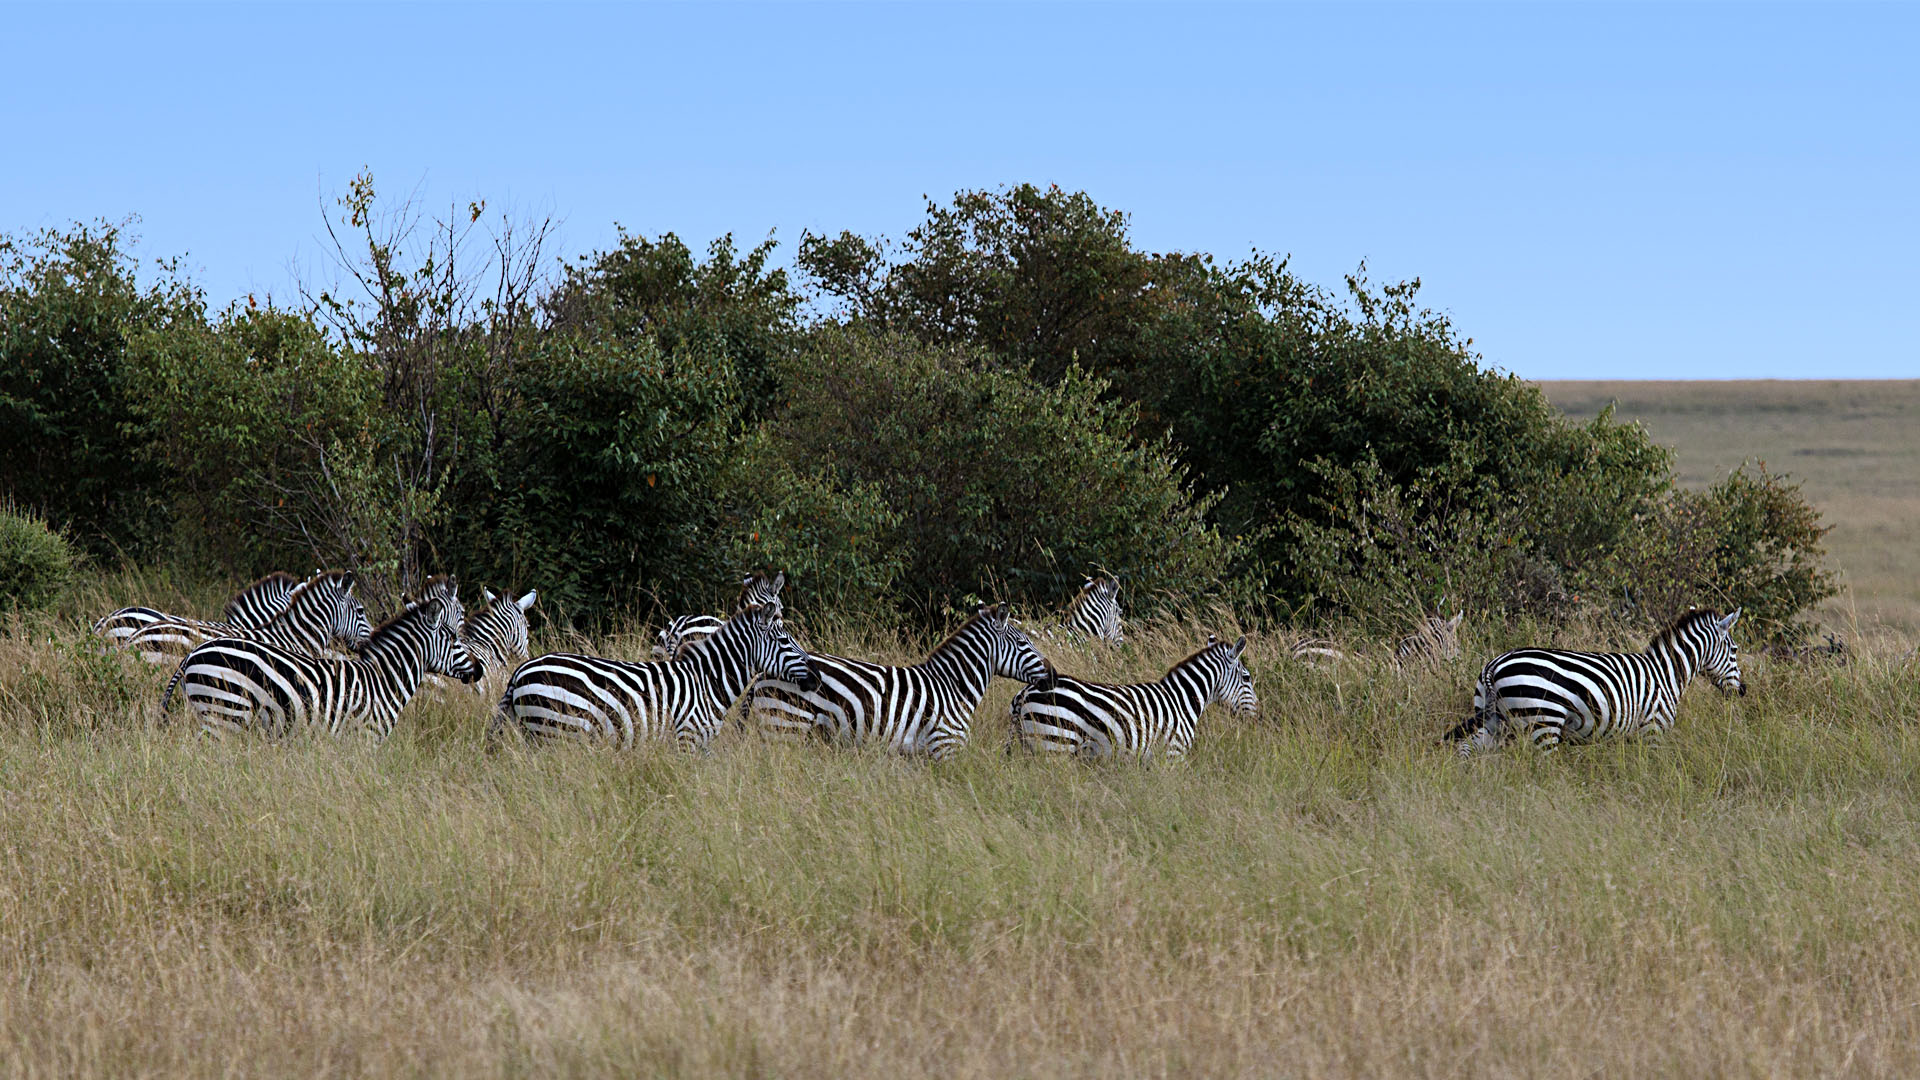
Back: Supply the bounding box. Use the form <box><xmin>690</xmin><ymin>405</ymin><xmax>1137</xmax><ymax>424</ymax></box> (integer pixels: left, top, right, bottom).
<box><xmin>360</xmin><ymin>626</ymin><xmax>429</xmax><ymax>699</ymax></box>
<box><xmin>1160</xmin><ymin>657</ymin><xmax>1217</xmax><ymax>715</ymax></box>
<box><xmin>920</xmin><ymin>628</ymin><xmax>993</xmax><ymax>697</ymax></box>
<box><xmin>1648</xmin><ymin>638</ymin><xmax>1699</xmax><ymax>691</ymax></box>
<box><xmin>684</xmin><ymin>625</ymin><xmax>755</xmax><ymax>711</ymax></box>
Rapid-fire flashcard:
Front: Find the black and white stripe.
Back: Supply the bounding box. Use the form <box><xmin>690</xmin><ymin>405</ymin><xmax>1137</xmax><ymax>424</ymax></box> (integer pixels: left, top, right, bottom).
<box><xmin>165</xmin><ymin>596</ymin><xmax>482</xmax><ymax>740</ymax></box>
<box><xmin>465</xmin><ymin>587</ymin><xmax>538</xmax><ymax>683</ymax></box>
<box><xmin>1393</xmin><ymin>611</ymin><xmax>1463</xmax><ymax>670</ymax></box>
<box><xmin>92</xmin><ymin>570</ymin><xmax>303</xmax><ymax>647</ymax></box>
<box><xmin>495</xmin><ymin>605</ymin><xmax>815</xmax><ymax>751</ymax></box>
<box><xmin>653</xmin><ymin>571</ymin><xmax>785</xmax><ymax>660</ymax></box>
<box><xmin>1009</xmin><ymin>634</ymin><xmax>1256</xmax><ymax>759</ymax></box>
<box><xmin>744</xmin><ymin>603</ymin><xmax>1055</xmax><ymax>760</ymax></box>
<box><xmin>1033</xmin><ymin>575</ymin><xmax>1125</xmax><ymax>646</ymax></box>
<box><xmin>1449</xmin><ymin>608</ymin><xmax>1745</xmax><ymax>754</ymax></box>
<box><xmin>127</xmin><ymin>571</ymin><xmax>372</xmax><ymax>666</ymax></box>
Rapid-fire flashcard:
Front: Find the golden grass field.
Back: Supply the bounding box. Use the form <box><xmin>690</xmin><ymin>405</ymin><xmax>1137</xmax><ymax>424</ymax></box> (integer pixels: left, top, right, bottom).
<box><xmin>1540</xmin><ymin>380</ymin><xmax>1920</xmax><ymax>638</ymax></box>
<box><xmin>2</xmin><ymin>382</ymin><xmax>1918</xmax><ymax>1078</ymax></box>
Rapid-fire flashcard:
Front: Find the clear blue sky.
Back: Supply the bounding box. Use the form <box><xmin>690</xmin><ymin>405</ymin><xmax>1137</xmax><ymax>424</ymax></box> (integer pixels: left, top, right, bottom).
<box><xmin>7</xmin><ymin>2</ymin><xmax>1916</xmax><ymax>378</ymax></box>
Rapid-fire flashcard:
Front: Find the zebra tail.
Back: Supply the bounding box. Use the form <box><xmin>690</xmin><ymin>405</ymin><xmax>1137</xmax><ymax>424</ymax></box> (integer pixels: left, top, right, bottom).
<box><xmin>159</xmin><ymin>657</ymin><xmax>189</xmax><ymax>714</ymax></box>
<box><xmin>1439</xmin><ymin>671</ymin><xmax>1492</xmax><ymax>745</ymax></box>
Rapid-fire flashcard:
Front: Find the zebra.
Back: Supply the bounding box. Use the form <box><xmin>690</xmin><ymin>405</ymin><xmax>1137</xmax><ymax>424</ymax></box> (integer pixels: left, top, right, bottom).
<box><xmin>1008</xmin><ymin>633</ymin><xmax>1256</xmax><ymax>759</ymax></box>
<box><xmin>92</xmin><ymin>570</ymin><xmax>304</xmax><ymax>647</ymax></box>
<box><xmin>164</xmin><ymin>595</ymin><xmax>482</xmax><ymax>740</ymax></box>
<box><xmin>128</xmin><ymin>570</ymin><xmax>371</xmax><ymax>666</ymax></box>
<box><xmin>652</xmin><ymin>571</ymin><xmax>787</xmax><ymax>659</ymax></box>
<box><xmin>743</xmin><ymin>602</ymin><xmax>1056</xmax><ymax>760</ymax></box>
<box><xmin>1030</xmin><ymin>575</ymin><xmax>1125</xmax><ymax>646</ymax></box>
<box><xmin>1289</xmin><ymin>610</ymin><xmax>1463</xmax><ymax>671</ymax></box>
<box><xmin>1447</xmin><ymin>608</ymin><xmax>1745</xmax><ymax>755</ymax></box>
<box><xmin>494</xmin><ymin>604</ymin><xmax>815</xmax><ymax>751</ymax></box>
<box><xmin>464</xmin><ymin>587</ymin><xmax>538</xmax><ymax>684</ymax></box>
<box><xmin>1393</xmin><ymin>611</ymin><xmax>1464</xmax><ymax>670</ymax></box>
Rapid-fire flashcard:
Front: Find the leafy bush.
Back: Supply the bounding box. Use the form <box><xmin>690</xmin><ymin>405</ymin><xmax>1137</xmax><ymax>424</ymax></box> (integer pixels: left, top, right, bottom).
<box><xmin>768</xmin><ymin>328</ymin><xmax>1238</xmax><ymax>619</ymax></box>
<box><xmin>1602</xmin><ymin>465</ymin><xmax>1837</xmax><ymax>643</ymax></box>
<box><xmin>0</xmin><ymin>221</ymin><xmax>201</xmax><ymax>556</ymax></box>
<box><xmin>0</xmin><ymin>504</ymin><xmax>77</xmax><ymax>611</ymax></box>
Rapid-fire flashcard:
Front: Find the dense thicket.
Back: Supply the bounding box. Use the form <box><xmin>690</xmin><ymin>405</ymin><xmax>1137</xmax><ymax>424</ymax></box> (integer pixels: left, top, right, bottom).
<box><xmin>0</xmin><ymin>181</ymin><xmax>1836</xmax><ymax>639</ymax></box>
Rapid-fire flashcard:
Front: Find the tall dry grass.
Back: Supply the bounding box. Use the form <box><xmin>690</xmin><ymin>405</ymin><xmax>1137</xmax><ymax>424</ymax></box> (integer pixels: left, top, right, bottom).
<box><xmin>3</xmin><ymin>581</ymin><xmax>1919</xmax><ymax>1077</ymax></box>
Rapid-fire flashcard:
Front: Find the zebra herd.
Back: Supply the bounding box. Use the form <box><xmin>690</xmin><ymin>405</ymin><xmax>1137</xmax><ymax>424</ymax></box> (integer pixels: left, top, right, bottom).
<box><xmin>92</xmin><ymin>569</ymin><xmax>1748</xmax><ymax>759</ymax></box>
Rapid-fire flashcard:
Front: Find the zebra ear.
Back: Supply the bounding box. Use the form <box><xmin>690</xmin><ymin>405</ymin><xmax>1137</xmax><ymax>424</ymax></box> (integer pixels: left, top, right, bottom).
<box><xmin>341</xmin><ymin>571</ymin><xmax>356</xmax><ymax>591</ymax></box>
<box><xmin>1232</xmin><ymin>635</ymin><xmax>1248</xmax><ymax>657</ymax></box>
<box><xmin>483</xmin><ymin>587</ymin><xmax>497</xmax><ymax>605</ymax></box>
<box><xmin>771</xmin><ymin>571</ymin><xmax>786</xmax><ymax>593</ymax></box>
<box><xmin>517</xmin><ymin>589</ymin><xmax>538</xmax><ymax>612</ymax></box>
<box><xmin>1447</xmin><ymin>611</ymin><xmax>1464</xmax><ymax>629</ymax></box>
<box><xmin>1721</xmin><ymin>608</ymin><xmax>1742</xmax><ymax>632</ymax></box>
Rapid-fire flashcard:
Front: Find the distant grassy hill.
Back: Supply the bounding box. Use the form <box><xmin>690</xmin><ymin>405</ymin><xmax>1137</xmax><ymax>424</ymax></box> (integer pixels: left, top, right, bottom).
<box><xmin>1540</xmin><ymin>380</ymin><xmax>1920</xmax><ymax>638</ymax></box>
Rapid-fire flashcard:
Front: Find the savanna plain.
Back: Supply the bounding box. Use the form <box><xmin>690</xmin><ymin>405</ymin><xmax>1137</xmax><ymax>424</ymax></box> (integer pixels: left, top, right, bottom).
<box><xmin>3</xmin><ymin>381</ymin><xmax>1919</xmax><ymax>1079</ymax></box>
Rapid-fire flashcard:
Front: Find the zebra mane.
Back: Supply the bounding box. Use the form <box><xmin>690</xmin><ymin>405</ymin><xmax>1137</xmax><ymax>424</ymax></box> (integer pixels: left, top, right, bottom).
<box><xmin>276</xmin><ymin>570</ymin><xmax>352</xmax><ymax>612</ymax></box>
<box><xmin>367</xmin><ymin>595</ymin><xmax>442</xmax><ymax>640</ymax></box>
<box><xmin>1648</xmin><ymin>608</ymin><xmax>1728</xmax><ymax>652</ymax></box>
<box><xmin>417</xmin><ymin>573</ymin><xmax>456</xmax><ymax>595</ymax></box>
<box><xmin>232</xmin><ymin>570</ymin><xmax>299</xmax><ymax>597</ymax></box>
<box><xmin>925</xmin><ymin>605</ymin><xmax>1006</xmax><ymax>663</ymax></box>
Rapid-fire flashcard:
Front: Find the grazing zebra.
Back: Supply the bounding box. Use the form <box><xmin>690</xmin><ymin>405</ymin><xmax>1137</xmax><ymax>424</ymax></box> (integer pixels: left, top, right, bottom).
<box><xmin>164</xmin><ymin>596</ymin><xmax>482</xmax><ymax>740</ymax></box>
<box><xmin>127</xmin><ymin>570</ymin><xmax>371</xmax><ymax>666</ymax></box>
<box><xmin>1447</xmin><ymin>608</ymin><xmax>1745</xmax><ymax>755</ymax></box>
<box><xmin>1393</xmin><ymin>611</ymin><xmax>1464</xmax><ymax>670</ymax></box>
<box><xmin>1289</xmin><ymin>611</ymin><xmax>1464</xmax><ymax>671</ymax></box>
<box><xmin>92</xmin><ymin>570</ymin><xmax>304</xmax><ymax>646</ymax></box>
<box><xmin>464</xmin><ymin>587</ymin><xmax>538</xmax><ymax>683</ymax></box>
<box><xmin>1009</xmin><ymin>633</ymin><xmax>1256</xmax><ymax>759</ymax></box>
<box><xmin>743</xmin><ymin>603</ymin><xmax>1055</xmax><ymax>760</ymax></box>
<box><xmin>652</xmin><ymin>571</ymin><xmax>787</xmax><ymax>659</ymax></box>
<box><xmin>1031</xmin><ymin>575</ymin><xmax>1125</xmax><ymax>646</ymax></box>
<box><xmin>494</xmin><ymin>604</ymin><xmax>815</xmax><ymax>751</ymax></box>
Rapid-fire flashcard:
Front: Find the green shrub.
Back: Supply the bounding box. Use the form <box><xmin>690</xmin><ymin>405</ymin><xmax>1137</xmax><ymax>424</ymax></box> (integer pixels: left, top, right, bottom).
<box><xmin>0</xmin><ymin>504</ymin><xmax>77</xmax><ymax>611</ymax></box>
<box><xmin>769</xmin><ymin>328</ymin><xmax>1239</xmax><ymax>620</ymax></box>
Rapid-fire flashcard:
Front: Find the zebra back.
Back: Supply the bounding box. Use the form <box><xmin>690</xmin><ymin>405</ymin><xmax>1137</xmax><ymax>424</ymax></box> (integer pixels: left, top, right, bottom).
<box><xmin>170</xmin><ymin>596</ymin><xmax>480</xmax><ymax>739</ymax></box>
<box><xmin>497</xmin><ymin>604</ymin><xmax>812</xmax><ymax>750</ymax></box>
<box><xmin>745</xmin><ymin>602</ymin><xmax>1054</xmax><ymax>759</ymax></box>
<box><xmin>1010</xmin><ymin>634</ymin><xmax>1255</xmax><ymax>758</ymax></box>
<box><xmin>222</xmin><ymin>571</ymin><xmax>302</xmax><ymax>630</ymax></box>
<box><xmin>92</xmin><ymin>606</ymin><xmax>175</xmax><ymax>647</ymax></box>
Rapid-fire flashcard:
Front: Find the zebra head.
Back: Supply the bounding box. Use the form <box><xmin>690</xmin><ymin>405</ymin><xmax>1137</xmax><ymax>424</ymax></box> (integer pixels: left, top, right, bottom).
<box><xmin>416</xmin><ymin>597</ymin><xmax>484</xmax><ymax>682</ymax></box>
<box><xmin>1215</xmin><ymin>635</ymin><xmax>1258</xmax><ymax>718</ymax></box>
<box><xmin>298</xmin><ymin>570</ymin><xmax>372</xmax><ymax>652</ymax></box>
<box><xmin>653</xmin><ymin>613</ymin><xmax>722</xmax><ymax>660</ymax></box>
<box><xmin>480</xmin><ymin>587</ymin><xmax>537</xmax><ymax>663</ymax></box>
<box><xmin>1697</xmin><ymin>608</ymin><xmax>1745</xmax><ymax>696</ymax></box>
<box><xmin>1072</xmin><ymin>575</ymin><xmax>1125</xmax><ymax>644</ymax></box>
<box><xmin>738</xmin><ymin>570</ymin><xmax>787</xmax><ymax>618</ymax></box>
<box><xmin>412</xmin><ymin>574</ymin><xmax>466</xmax><ymax>636</ymax></box>
<box><xmin>1397</xmin><ymin>611</ymin><xmax>1464</xmax><ymax>665</ymax></box>
<box><xmin>982</xmin><ymin>603</ymin><xmax>1056</xmax><ymax>688</ymax></box>
<box><xmin>737</xmin><ymin>604</ymin><xmax>816</xmax><ymax>690</ymax></box>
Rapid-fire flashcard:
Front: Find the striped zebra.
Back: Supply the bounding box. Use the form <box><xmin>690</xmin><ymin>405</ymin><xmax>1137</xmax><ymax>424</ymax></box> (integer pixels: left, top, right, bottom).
<box><xmin>494</xmin><ymin>604</ymin><xmax>815</xmax><ymax>751</ymax></box>
<box><xmin>1009</xmin><ymin>633</ymin><xmax>1256</xmax><ymax>759</ymax></box>
<box><xmin>1447</xmin><ymin>608</ymin><xmax>1745</xmax><ymax>755</ymax></box>
<box><xmin>92</xmin><ymin>570</ymin><xmax>304</xmax><ymax>647</ymax></box>
<box><xmin>465</xmin><ymin>587</ymin><xmax>538</xmax><ymax>683</ymax></box>
<box><xmin>165</xmin><ymin>595</ymin><xmax>481</xmax><ymax>740</ymax></box>
<box><xmin>743</xmin><ymin>603</ymin><xmax>1055</xmax><ymax>760</ymax></box>
<box><xmin>1393</xmin><ymin>611</ymin><xmax>1464</xmax><ymax>670</ymax></box>
<box><xmin>652</xmin><ymin>571</ymin><xmax>786</xmax><ymax>659</ymax></box>
<box><xmin>127</xmin><ymin>570</ymin><xmax>371</xmax><ymax>666</ymax></box>
<box><xmin>1032</xmin><ymin>575</ymin><xmax>1125</xmax><ymax>646</ymax></box>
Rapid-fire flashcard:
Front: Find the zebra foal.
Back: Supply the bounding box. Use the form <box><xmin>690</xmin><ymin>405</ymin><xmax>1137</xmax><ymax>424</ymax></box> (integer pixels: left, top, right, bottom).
<box><xmin>495</xmin><ymin>604</ymin><xmax>815</xmax><ymax>751</ymax></box>
<box><xmin>743</xmin><ymin>603</ymin><xmax>1055</xmax><ymax>760</ymax></box>
<box><xmin>1448</xmin><ymin>608</ymin><xmax>1745</xmax><ymax>755</ymax></box>
<box><xmin>1008</xmin><ymin>634</ymin><xmax>1256</xmax><ymax>759</ymax></box>
<box><xmin>164</xmin><ymin>596</ymin><xmax>481</xmax><ymax>740</ymax></box>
